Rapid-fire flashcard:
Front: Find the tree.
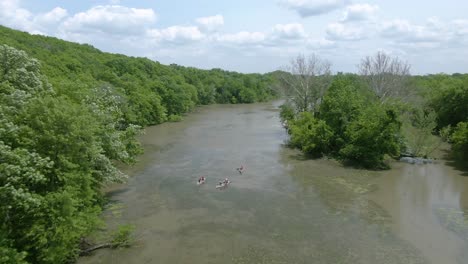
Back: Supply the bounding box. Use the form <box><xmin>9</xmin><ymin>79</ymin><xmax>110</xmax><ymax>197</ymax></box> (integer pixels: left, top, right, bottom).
<box><xmin>0</xmin><ymin>25</ymin><xmax>277</xmax><ymax>128</ymax></box>
<box><xmin>451</xmin><ymin>122</ymin><xmax>468</xmax><ymax>160</ymax></box>
<box><xmin>320</xmin><ymin>74</ymin><xmax>371</xmax><ymax>150</ymax></box>
<box><xmin>429</xmin><ymin>79</ymin><xmax>468</xmax><ymax>129</ymax></box>
<box><xmin>359</xmin><ymin>51</ymin><xmax>411</xmax><ymax>102</ymax></box>
<box><xmin>340</xmin><ymin>105</ymin><xmax>401</xmax><ymax>169</ymax></box>
<box><xmin>279</xmin><ymin>103</ymin><xmax>295</xmax><ymax>123</ymax></box>
<box><xmin>283</xmin><ymin>72</ymin><xmax>403</xmax><ymax>168</ymax></box>
<box><xmin>289</xmin><ymin>112</ymin><xmax>334</xmax><ymax>157</ymax></box>
<box><xmin>0</xmin><ymin>44</ymin><xmax>143</xmax><ymax>263</ymax></box>
<box><xmin>279</xmin><ymin>54</ymin><xmax>332</xmax><ymax>113</ymax></box>
<box><xmin>401</xmin><ymin>108</ymin><xmax>439</xmax><ymax>157</ymax></box>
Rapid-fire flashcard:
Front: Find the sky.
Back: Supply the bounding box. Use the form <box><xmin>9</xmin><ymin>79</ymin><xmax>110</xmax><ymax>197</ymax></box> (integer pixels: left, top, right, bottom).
<box><xmin>1</xmin><ymin>0</ymin><xmax>467</xmax><ymax>74</ymax></box>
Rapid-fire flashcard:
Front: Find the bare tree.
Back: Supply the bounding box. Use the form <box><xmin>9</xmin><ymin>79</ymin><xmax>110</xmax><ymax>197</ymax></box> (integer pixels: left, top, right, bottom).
<box><xmin>279</xmin><ymin>54</ymin><xmax>332</xmax><ymax>113</ymax></box>
<box><xmin>359</xmin><ymin>51</ymin><xmax>411</xmax><ymax>102</ymax></box>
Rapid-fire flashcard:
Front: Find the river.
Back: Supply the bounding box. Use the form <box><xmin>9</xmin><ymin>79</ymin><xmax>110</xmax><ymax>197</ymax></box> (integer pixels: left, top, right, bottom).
<box><xmin>79</xmin><ymin>101</ymin><xmax>468</xmax><ymax>264</ymax></box>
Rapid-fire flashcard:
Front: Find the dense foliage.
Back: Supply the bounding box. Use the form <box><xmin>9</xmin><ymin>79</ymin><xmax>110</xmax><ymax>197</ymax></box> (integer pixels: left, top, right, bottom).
<box><xmin>451</xmin><ymin>122</ymin><xmax>468</xmax><ymax>159</ymax></box>
<box><xmin>418</xmin><ymin>74</ymin><xmax>468</xmax><ymax>129</ymax></box>
<box><xmin>0</xmin><ymin>25</ymin><xmax>277</xmax><ymax>126</ymax></box>
<box><xmin>283</xmin><ymin>75</ymin><xmax>401</xmax><ymax>168</ymax></box>
<box><xmin>1</xmin><ymin>45</ymin><xmax>106</xmax><ymax>263</ymax></box>
<box><xmin>289</xmin><ymin>112</ymin><xmax>334</xmax><ymax>157</ymax></box>
<box><xmin>0</xmin><ymin>25</ymin><xmax>277</xmax><ymax>264</ymax></box>
<box><xmin>414</xmin><ymin>74</ymin><xmax>468</xmax><ymax>159</ymax></box>
<box><xmin>282</xmin><ymin>70</ymin><xmax>468</xmax><ymax>168</ymax></box>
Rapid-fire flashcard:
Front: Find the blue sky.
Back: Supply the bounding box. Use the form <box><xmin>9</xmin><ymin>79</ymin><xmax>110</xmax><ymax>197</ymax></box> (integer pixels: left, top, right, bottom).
<box><xmin>1</xmin><ymin>0</ymin><xmax>467</xmax><ymax>74</ymax></box>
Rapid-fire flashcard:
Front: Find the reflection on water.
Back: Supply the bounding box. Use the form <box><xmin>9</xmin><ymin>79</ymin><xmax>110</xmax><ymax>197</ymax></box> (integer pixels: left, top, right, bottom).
<box><xmin>79</xmin><ymin>102</ymin><xmax>468</xmax><ymax>264</ymax></box>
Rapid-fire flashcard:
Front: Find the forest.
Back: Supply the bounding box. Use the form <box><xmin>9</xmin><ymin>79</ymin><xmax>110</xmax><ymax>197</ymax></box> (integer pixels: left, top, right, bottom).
<box><xmin>0</xmin><ymin>25</ymin><xmax>276</xmax><ymax>263</ymax></box>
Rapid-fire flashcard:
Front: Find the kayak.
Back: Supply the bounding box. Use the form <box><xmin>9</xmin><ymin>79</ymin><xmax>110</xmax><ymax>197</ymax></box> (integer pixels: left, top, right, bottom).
<box><xmin>216</xmin><ymin>180</ymin><xmax>231</xmax><ymax>189</ymax></box>
<box><xmin>197</xmin><ymin>178</ymin><xmax>206</xmax><ymax>185</ymax></box>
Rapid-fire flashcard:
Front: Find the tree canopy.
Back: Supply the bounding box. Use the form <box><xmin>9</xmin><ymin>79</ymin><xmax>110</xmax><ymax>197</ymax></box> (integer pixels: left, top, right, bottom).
<box><xmin>281</xmin><ymin>54</ymin><xmax>468</xmax><ymax>168</ymax></box>
<box><xmin>0</xmin><ymin>25</ymin><xmax>277</xmax><ymax>127</ymax></box>
<box><xmin>285</xmin><ymin>74</ymin><xmax>401</xmax><ymax>169</ymax></box>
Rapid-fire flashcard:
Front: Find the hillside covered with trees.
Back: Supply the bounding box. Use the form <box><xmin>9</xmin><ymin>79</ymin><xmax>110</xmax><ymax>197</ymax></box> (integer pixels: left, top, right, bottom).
<box><xmin>0</xmin><ymin>25</ymin><xmax>277</xmax><ymax>125</ymax></box>
<box><xmin>0</xmin><ymin>25</ymin><xmax>277</xmax><ymax>263</ymax></box>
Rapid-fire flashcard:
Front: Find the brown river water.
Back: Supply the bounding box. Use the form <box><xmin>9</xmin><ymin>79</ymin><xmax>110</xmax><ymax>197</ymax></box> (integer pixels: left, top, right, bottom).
<box><xmin>79</xmin><ymin>101</ymin><xmax>468</xmax><ymax>264</ymax></box>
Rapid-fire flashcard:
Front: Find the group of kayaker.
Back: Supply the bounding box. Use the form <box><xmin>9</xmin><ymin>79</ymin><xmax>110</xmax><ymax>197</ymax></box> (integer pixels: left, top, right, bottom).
<box><xmin>197</xmin><ymin>165</ymin><xmax>245</xmax><ymax>189</ymax></box>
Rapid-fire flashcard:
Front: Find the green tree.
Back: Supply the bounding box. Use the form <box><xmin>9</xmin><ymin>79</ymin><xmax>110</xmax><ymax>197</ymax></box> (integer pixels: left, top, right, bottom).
<box><xmin>279</xmin><ymin>103</ymin><xmax>295</xmax><ymax>123</ymax></box>
<box><xmin>0</xmin><ymin>25</ymin><xmax>277</xmax><ymax>129</ymax></box>
<box><xmin>289</xmin><ymin>112</ymin><xmax>334</xmax><ymax>157</ymax></box>
<box><xmin>239</xmin><ymin>87</ymin><xmax>257</xmax><ymax>103</ymax></box>
<box><xmin>451</xmin><ymin>121</ymin><xmax>468</xmax><ymax>159</ymax></box>
<box><xmin>320</xmin><ymin>74</ymin><xmax>371</xmax><ymax>150</ymax></box>
<box><xmin>340</xmin><ymin>106</ymin><xmax>401</xmax><ymax>169</ymax></box>
<box><xmin>0</xmin><ymin>44</ymin><xmax>142</xmax><ymax>263</ymax></box>
<box><xmin>401</xmin><ymin>108</ymin><xmax>439</xmax><ymax>157</ymax></box>
<box><xmin>429</xmin><ymin>79</ymin><xmax>468</xmax><ymax>129</ymax></box>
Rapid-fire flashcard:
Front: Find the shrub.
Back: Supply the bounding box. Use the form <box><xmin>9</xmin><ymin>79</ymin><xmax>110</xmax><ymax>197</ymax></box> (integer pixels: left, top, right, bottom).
<box><xmin>289</xmin><ymin>112</ymin><xmax>334</xmax><ymax>157</ymax></box>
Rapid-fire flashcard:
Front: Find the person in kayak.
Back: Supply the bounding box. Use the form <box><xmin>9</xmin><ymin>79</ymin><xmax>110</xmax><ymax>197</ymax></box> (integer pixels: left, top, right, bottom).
<box><xmin>197</xmin><ymin>176</ymin><xmax>206</xmax><ymax>184</ymax></box>
<box><xmin>218</xmin><ymin>178</ymin><xmax>229</xmax><ymax>186</ymax></box>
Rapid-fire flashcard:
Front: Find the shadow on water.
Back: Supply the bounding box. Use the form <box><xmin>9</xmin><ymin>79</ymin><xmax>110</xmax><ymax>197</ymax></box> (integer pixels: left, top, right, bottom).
<box><xmin>287</xmin><ymin>153</ymin><xmax>309</xmax><ymax>161</ymax></box>
<box><xmin>104</xmin><ymin>187</ymin><xmax>129</xmax><ymax>200</ymax></box>
<box><xmin>340</xmin><ymin>159</ymin><xmax>391</xmax><ymax>170</ymax></box>
<box><xmin>282</xmin><ymin>140</ymin><xmax>392</xmax><ymax>171</ymax></box>
<box><xmin>442</xmin><ymin>149</ymin><xmax>468</xmax><ymax>177</ymax></box>
<box><xmin>281</xmin><ymin>140</ymin><xmax>328</xmax><ymax>161</ymax></box>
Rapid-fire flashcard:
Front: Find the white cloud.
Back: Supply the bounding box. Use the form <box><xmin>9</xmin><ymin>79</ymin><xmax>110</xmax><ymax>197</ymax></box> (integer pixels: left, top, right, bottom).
<box><xmin>326</xmin><ymin>22</ymin><xmax>365</xmax><ymax>40</ymax></box>
<box><xmin>215</xmin><ymin>24</ymin><xmax>306</xmax><ymax>47</ymax></box>
<box><xmin>147</xmin><ymin>26</ymin><xmax>204</xmax><ymax>44</ymax></box>
<box><xmin>0</xmin><ymin>0</ymin><xmax>18</xmax><ymax>10</ymax></box>
<box><xmin>341</xmin><ymin>4</ymin><xmax>378</xmax><ymax>22</ymax></box>
<box><xmin>61</xmin><ymin>5</ymin><xmax>156</xmax><ymax>36</ymax></box>
<box><xmin>426</xmin><ymin>17</ymin><xmax>443</xmax><ymax>30</ymax></box>
<box><xmin>271</xmin><ymin>23</ymin><xmax>306</xmax><ymax>39</ymax></box>
<box><xmin>281</xmin><ymin>0</ymin><xmax>349</xmax><ymax>17</ymax></box>
<box><xmin>214</xmin><ymin>24</ymin><xmax>308</xmax><ymax>49</ymax></box>
<box><xmin>216</xmin><ymin>31</ymin><xmax>266</xmax><ymax>45</ymax></box>
<box><xmin>0</xmin><ymin>0</ymin><xmax>69</xmax><ymax>35</ymax></box>
<box><xmin>380</xmin><ymin>19</ymin><xmax>445</xmax><ymax>43</ymax></box>
<box><xmin>307</xmin><ymin>38</ymin><xmax>336</xmax><ymax>49</ymax></box>
<box><xmin>377</xmin><ymin>18</ymin><xmax>468</xmax><ymax>51</ymax></box>
<box><xmin>196</xmin><ymin>14</ymin><xmax>224</xmax><ymax>32</ymax></box>
<box><xmin>452</xmin><ymin>19</ymin><xmax>468</xmax><ymax>36</ymax></box>
<box><xmin>0</xmin><ymin>0</ymin><xmax>33</xmax><ymax>31</ymax></box>
<box><xmin>34</xmin><ymin>7</ymin><xmax>68</xmax><ymax>25</ymax></box>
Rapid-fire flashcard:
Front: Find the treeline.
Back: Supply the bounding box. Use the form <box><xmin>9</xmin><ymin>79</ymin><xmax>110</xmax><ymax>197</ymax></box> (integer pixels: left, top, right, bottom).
<box><xmin>0</xmin><ymin>25</ymin><xmax>276</xmax><ymax>264</ymax></box>
<box><xmin>0</xmin><ymin>25</ymin><xmax>276</xmax><ymax>126</ymax></box>
<box><xmin>279</xmin><ymin>53</ymin><xmax>468</xmax><ymax>169</ymax></box>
